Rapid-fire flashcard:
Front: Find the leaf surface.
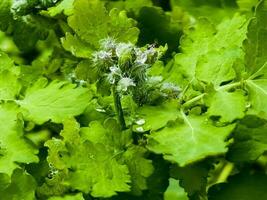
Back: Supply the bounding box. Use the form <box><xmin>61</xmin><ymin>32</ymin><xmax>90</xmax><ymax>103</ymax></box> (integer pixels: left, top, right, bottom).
<box><xmin>18</xmin><ymin>78</ymin><xmax>91</xmax><ymax>124</ymax></box>
<box><xmin>208</xmin><ymin>172</ymin><xmax>267</xmax><ymax>200</ymax></box>
<box><xmin>147</xmin><ymin>114</ymin><xmax>235</xmax><ymax>166</ymax></box>
<box><xmin>206</xmin><ymin>90</ymin><xmax>246</xmax><ymax>122</ymax></box>
<box><xmin>164</xmin><ymin>178</ymin><xmax>189</xmax><ymax>200</ymax></box>
<box><xmin>0</xmin><ymin>103</ymin><xmax>38</xmax><ymax>176</ymax></box>
<box><xmin>45</xmin><ymin>119</ymin><xmax>131</xmax><ymax>198</ymax></box>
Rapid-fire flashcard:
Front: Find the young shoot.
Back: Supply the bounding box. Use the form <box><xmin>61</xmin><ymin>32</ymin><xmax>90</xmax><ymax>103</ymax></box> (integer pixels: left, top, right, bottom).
<box><xmin>91</xmin><ymin>38</ymin><xmax>180</xmax><ymax>129</ymax></box>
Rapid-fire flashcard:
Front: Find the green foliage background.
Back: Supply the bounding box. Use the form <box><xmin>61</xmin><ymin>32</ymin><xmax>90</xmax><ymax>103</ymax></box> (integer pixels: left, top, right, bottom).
<box><xmin>0</xmin><ymin>0</ymin><xmax>267</xmax><ymax>199</ymax></box>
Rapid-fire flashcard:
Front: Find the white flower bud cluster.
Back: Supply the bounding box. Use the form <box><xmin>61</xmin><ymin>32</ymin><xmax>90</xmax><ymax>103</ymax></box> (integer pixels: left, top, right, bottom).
<box><xmin>117</xmin><ymin>77</ymin><xmax>136</xmax><ymax>92</ymax></box>
<box><xmin>92</xmin><ymin>50</ymin><xmax>112</xmax><ymax>62</ymax></box>
<box><xmin>91</xmin><ymin>37</ymin><xmax>180</xmax><ymax>104</ymax></box>
<box><xmin>92</xmin><ymin>37</ymin><xmax>165</xmax><ymax>93</ymax></box>
<box><xmin>107</xmin><ymin>66</ymin><xmax>121</xmax><ymax>84</ymax></box>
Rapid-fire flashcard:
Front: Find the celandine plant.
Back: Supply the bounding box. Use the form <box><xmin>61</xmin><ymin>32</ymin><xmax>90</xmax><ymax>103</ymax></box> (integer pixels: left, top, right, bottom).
<box><xmin>91</xmin><ymin>38</ymin><xmax>179</xmax><ymax>129</ymax></box>
<box><xmin>0</xmin><ymin>0</ymin><xmax>267</xmax><ymax>200</ymax></box>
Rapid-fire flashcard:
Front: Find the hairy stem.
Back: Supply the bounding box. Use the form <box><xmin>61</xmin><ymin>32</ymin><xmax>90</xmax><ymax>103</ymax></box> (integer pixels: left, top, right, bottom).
<box><xmin>112</xmin><ymin>86</ymin><xmax>126</xmax><ymax>130</ymax></box>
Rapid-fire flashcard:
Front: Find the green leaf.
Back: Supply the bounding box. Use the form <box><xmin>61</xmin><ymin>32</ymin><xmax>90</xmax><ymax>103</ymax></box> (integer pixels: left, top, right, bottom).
<box><xmin>78</xmin><ymin>99</ymin><xmax>108</xmax><ymax>126</ymax></box>
<box><xmin>144</xmin><ymin>156</ymin><xmax>170</xmax><ymax>200</ymax></box>
<box><xmin>196</xmin><ymin>48</ymin><xmax>239</xmax><ymax>87</ymax></box>
<box><xmin>75</xmin><ymin>59</ymin><xmax>98</xmax><ymax>83</ymax></box>
<box><xmin>0</xmin><ymin>103</ymin><xmax>38</xmax><ymax>177</ymax></box>
<box><xmin>11</xmin><ymin>0</ymin><xmax>59</xmax><ymax>15</ymax></box>
<box><xmin>170</xmin><ymin>14</ymin><xmax>247</xmax><ymax>86</ymax></box>
<box><xmin>61</xmin><ymin>33</ymin><xmax>93</xmax><ymax>58</ymax></box>
<box><xmin>206</xmin><ymin>90</ymin><xmax>247</xmax><ymax>122</ymax></box>
<box><xmin>237</xmin><ymin>0</ymin><xmax>259</xmax><ymax>11</ymax></box>
<box><xmin>227</xmin><ymin>116</ymin><xmax>267</xmax><ymax>162</ymax></box>
<box><xmin>0</xmin><ymin>52</ymin><xmax>19</xmax><ymax>77</ymax></box>
<box><xmin>65</xmin><ymin>0</ymin><xmax>139</xmax><ymax>56</ymax></box>
<box><xmin>80</xmin><ymin>119</ymin><xmax>132</xmax><ymax>149</ymax></box>
<box><xmin>170</xmin><ymin>161</ymin><xmax>211</xmax><ymax>196</ymax></box>
<box><xmin>147</xmin><ymin>114</ymin><xmax>235</xmax><ymax>166</ymax></box>
<box><xmin>244</xmin><ymin>0</ymin><xmax>267</xmax><ymax>75</ymax></box>
<box><xmin>0</xmin><ymin>70</ymin><xmax>21</xmax><ymax>100</ymax></box>
<box><xmin>68</xmin><ymin>0</ymin><xmax>108</xmax><ymax>47</ymax></box>
<box><xmin>0</xmin><ymin>52</ymin><xmax>14</xmax><ymax>72</ymax></box>
<box><xmin>0</xmin><ymin>169</ymin><xmax>36</xmax><ymax>200</ymax></box>
<box><xmin>0</xmin><ymin>173</ymin><xmax>10</xmax><ymax>190</ymax></box>
<box><xmin>17</xmin><ymin>78</ymin><xmax>91</xmax><ymax>124</ymax></box>
<box><xmin>37</xmin><ymin>170</ymin><xmax>69</xmax><ymax>198</ymax></box>
<box><xmin>105</xmin><ymin>0</ymin><xmax>153</xmax><ymax>16</ymax></box>
<box><xmin>19</xmin><ymin>60</ymin><xmax>45</xmax><ymax>87</ymax></box>
<box><xmin>171</xmin><ymin>18</ymin><xmax>215</xmax><ymax>85</ymax></box>
<box><xmin>48</xmin><ymin>193</ymin><xmax>84</xmax><ymax>200</ymax></box>
<box><xmin>170</xmin><ymin>0</ymin><xmax>237</xmax><ymax>23</ymax></box>
<box><xmin>81</xmin><ymin>120</ymin><xmax>154</xmax><ymax>195</ymax></box>
<box><xmin>120</xmin><ymin>146</ymin><xmax>154</xmax><ymax>195</ymax></box>
<box><xmin>208</xmin><ymin>172</ymin><xmax>267</xmax><ymax>200</ymax></box>
<box><xmin>245</xmin><ymin>3</ymin><xmax>267</xmax><ymax>119</ymax></box>
<box><xmin>46</xmin><ymin>0</ymin><xmax>75</xmax><ymax>17</ymax></box>
<box><xmin>1</xmin><ymin>13</ymin><xmax>51</xmax><ymax>52</ymax></box>
<box><xmin>0</xmin><ymin>53</ymin><xmax>20</xmax><ymax>100</ymax></box>
<box><xmin>164</xmin><ymin>178</ymin><xmax>189</xmax><ymax>200</ymax></box>
<box><xmin>0</xmin><ymin>0</ymin><xmax>55</xmax><ymax>52</ymax></box>
<box><xmin>45</xmin><ymin>119</ymin><xmax>131</xmax><ymax>198</ymax></box>
<box><xmin>64</xmin><ymin>145</ymin><xmax>131</xmax><ymax>197</ymax></box>
<box><xmin>108</xmin><ymin>8</ymin><xmax>140</xmax><ymax>43</ymax></box>
<box><xmin>0</xmin><ymin>0</ymin><xmax>13</xmax><ymax>31</ymax></box>
<box><xmin>134</xmin><ymin>100</ymin><xmax>180</xmax><ymax>132</ymax></box>
<box><xmin>12</xmin><ymin>16</ymin><xmax>51</xmax><ymax>52</ymax></box>
<box><xmin>246</xmin><ymin>79</ymin><xmax>267</xmax><ymax>118</ymax></box>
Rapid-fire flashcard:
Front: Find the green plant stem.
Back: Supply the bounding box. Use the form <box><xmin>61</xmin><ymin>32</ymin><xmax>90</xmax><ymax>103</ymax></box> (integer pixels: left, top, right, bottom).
<box><xmin>217</xmin><ymin>162</ymin><xmax>234</xmax><ymax>183</ymax></box>
<box><xmin>112</xmin><ymin>86</ymin><xmax>126</xmax><ymax>130</ymax></box>
<box><xmin>183</xmin><ymin>81</ymin><xmax>242</xmax><ymax>108</ymax></box>
<box><xmin>217</xmin><ymin>82</ymin><xmax>242</xmax><ymax>91</ymax></box>
<box><xmin>182</xmin><ymin>93</ymin><xmax>206</xmax><ymax>108</ymax></box>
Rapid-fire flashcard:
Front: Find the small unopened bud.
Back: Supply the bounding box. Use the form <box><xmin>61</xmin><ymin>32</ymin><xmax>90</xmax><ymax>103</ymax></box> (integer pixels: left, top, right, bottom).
<box><xmin>100</xmin><ymin>37</ymin><xmax>116</xmax><ymax>50</ymax></box>
<box><xmin>117</xmin><ymin>77</ymin><xmax>136</xmax><ymax>92</ymax></box>
<box><xmin>92</xmin><ymin>50</ymin><xmax>112</xmax><ymax>63</ymax></box>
